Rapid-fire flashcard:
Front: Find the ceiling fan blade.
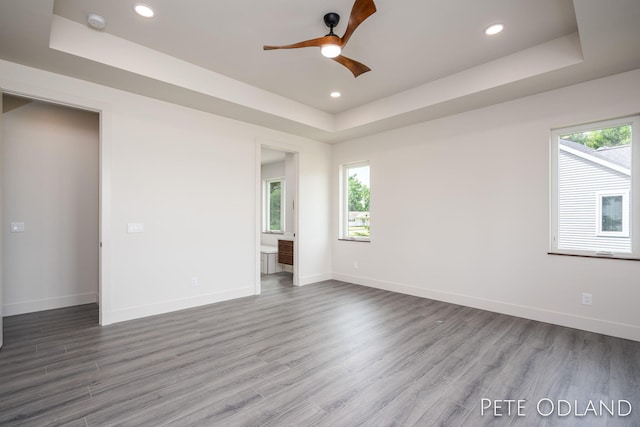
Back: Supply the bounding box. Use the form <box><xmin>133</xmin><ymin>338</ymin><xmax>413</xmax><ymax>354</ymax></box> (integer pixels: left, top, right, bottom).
<box><xmin>341</xmin><ymin>0</ymin><xmax>377</xmax><ymax>47</ymax></box>
<box><xmin>332</xmin><ymin>55</ymin><xmax>371</xmax><ymax>77</ymax></box>
<box><xmin>264</xmin><ymin>35</ymin><xmax>338</xmax><ymax>51</ymax></box>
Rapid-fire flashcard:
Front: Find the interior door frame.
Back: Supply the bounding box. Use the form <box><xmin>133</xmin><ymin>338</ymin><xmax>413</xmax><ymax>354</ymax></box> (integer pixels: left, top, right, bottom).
<box><xmin>0</xmin><ymin>87</ymin><xmax>111</xmax><ymax>326</ymax></box>
<box><xmin>255</xmin><ymin>140</ymin><xmax>300</xmax><ymax>294</ymax></box>
<box><xmin>0</xmin><ymin>89</ymin><xmax>4</xmax><ymax>347</ymax></box>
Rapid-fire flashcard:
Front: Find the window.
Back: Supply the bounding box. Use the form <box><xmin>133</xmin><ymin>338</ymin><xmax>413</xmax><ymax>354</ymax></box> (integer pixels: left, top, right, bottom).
<box><xmin>550</xmin><ymin>115</ymin><xmax>639</xmax><ymax>258</ymax></box>
<box><xmin>596</xmin><ymin>191</ymin><xmax>629</xmax><ymax>237</ymax></box>
<box><xmin>341</xmin><ymin>161</ymin><xmax>370</xmax><ymax>240</ymax></box>
<box><xmin>264</xmin><ymin>178</ymin><xmax>284</xmax><ymax>233</ymax></box>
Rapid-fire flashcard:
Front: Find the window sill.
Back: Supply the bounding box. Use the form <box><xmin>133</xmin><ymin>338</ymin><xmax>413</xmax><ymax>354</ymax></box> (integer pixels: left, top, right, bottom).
<box><xmin>547</xmin><ymin>252</ymin><xmax>640</xmax><ymax>261</ymax></box>
<box><xmin>263</xmin><ymin>231</ymin><xmax>284</xmax><ymax>235</ymax></box>
<box><xmin>339</xmin><ymin>238</ymin><xmax>370</xmax><ymax>243</ymax></box>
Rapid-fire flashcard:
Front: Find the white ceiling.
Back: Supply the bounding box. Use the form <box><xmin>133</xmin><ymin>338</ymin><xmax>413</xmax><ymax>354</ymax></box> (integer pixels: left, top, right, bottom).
<box><xmin>1</xmin><ymin>0</ymin><xmax>639</xmax><ymax>143</ymax></box>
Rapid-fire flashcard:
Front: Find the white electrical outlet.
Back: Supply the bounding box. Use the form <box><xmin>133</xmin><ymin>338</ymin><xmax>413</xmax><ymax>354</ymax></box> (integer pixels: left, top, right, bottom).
<box><xmin>127</xmin><ymin>223</ymin><xmax>144</xmax><ymax>233</ymax></box>
<box><xmin>582</xmin><ymin>293</ymin><xmax>593</xmax><ymax>306</ymax></box>
<box><xmin>353</xmin><ymin>261</ymin><xmax>359</xmax><ymax>269</ymax></box>
<box><xmin>10</xmin><ymin>222</ymin><xmax>25</xmax><ymax>233</ymax></box>
<box><xmin>191</xmin><ymin>277</ymin><xmax>199</xmax><ymax>287</ymax></box>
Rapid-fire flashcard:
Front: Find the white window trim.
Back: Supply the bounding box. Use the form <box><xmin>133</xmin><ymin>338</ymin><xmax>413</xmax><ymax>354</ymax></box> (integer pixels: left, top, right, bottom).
<box><xmin>263</xmin><ymin>177</ymin><xmax>285</xmax><ymax>234</ymax></box>
<box><xmin>550</xmin><ymin>114</ymin><xmax>640</xmax><ymax>259</ymax></box>
<box><xmin>340</xmin><ymin>161</ymin><xmax>371</xmax><ymax>242</ymax></box>
<box><xmin>596</xmin><ymin>190</ymin><xmax>629</xmax><ymax>237</ymax></box>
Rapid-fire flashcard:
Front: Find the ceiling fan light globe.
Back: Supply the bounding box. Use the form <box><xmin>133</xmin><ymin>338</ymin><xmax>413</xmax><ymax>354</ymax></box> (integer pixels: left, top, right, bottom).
<box><xmin>321</xmin><ymin>44</ymin><xmax>341</xmax><ymax>58</ymax></box>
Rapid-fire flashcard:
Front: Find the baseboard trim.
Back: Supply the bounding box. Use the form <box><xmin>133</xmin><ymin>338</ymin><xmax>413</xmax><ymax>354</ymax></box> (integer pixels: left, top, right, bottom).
<box><xmin>298</xmin><ymin>272</ymin><xmax>333</xmax><ymax>286</ymax></box>
<box><xmin>103</xmin><ymin>287</ymin><xmax>254</xmax><ymax>325</ymax></box>
<box><xmin>3</xmin><ymin>292</ymin><xmax>98</xmax><ymax>316</ymax></box>
<box><xmin>332</xmin><ymin>273</ymin><xmax>640</xmax><ymax>342</ymax></box>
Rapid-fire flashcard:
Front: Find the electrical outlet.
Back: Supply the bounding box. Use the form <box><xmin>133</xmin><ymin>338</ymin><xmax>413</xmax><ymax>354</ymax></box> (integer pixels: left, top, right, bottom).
<box><xmin>191</xmin><ymin>277</ymin><xmax>199</xmax><ymax>287</ymax></box>
<box><xmin>10</xmin><ymin>222</ymin><xmax>25</xmax><ymax>233</ymax></box>
<box><xmin>582</xmin><ymin>293</ymin><xmax>592</xmax><ymax>306</ymax></box>
<box><xmin>353</xmin><ymin>261</ymin><xmax>359</xmax><ymax>269</ymax></box>
<box><xmin>127</xmin><ymin>223</ymin><xmax>144</xmax><ymax>233</ymax></box>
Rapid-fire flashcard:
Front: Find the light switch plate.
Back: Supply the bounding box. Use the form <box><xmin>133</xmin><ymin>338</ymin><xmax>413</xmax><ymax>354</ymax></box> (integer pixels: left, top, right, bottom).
<box><xmin>127</xmin><ymin>223</ymin><xmax>144</xmax><ymax>233</ymax></box>
<box><xmin>10</xmin><ymin>222</ymin><xmax>25</xmax><ymax>233</ymax></box>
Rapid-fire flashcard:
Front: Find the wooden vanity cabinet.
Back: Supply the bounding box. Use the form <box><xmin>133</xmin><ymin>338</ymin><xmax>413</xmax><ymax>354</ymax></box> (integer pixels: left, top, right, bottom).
<box><xmin>278</xmin><ymin>239</ymin><xmax>294</xmax><ymax>265</ymax></box>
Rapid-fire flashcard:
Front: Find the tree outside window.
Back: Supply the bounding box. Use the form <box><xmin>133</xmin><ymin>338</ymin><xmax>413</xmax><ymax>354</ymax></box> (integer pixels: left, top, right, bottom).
<box><xmin>265</xmin><ymin>178</ymin><xmax>284</xmax><ymax>233</ymax></box>
<box><xmin>343</xmin><ymin>162</ymin><xmax>370</xmax><ymax>239</ymax></box>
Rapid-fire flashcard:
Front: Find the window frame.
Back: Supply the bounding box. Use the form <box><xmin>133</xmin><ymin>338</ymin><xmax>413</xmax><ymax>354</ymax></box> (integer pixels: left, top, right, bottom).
<box><xmin>550</xmin><ymin>115</ymin><xmax>640</xmax><ymax>259</ymax></box>
<box><xmin>340</xmin><ymin>161</ymin><xmax>371</xmax><ymax>242</ymax></box>
<box><xmin>263</xmin><ymin>177</ymin><xmax>285</xmax><ymax>234</ymax></box>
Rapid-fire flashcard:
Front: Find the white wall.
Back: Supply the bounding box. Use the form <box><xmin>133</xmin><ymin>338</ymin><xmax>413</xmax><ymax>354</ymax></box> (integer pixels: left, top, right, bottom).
<box><xmin>332</xmin><ymin>69</ymin><xmax>640</xmax><ymax>341</ymax></box>
<box><xmin>0</xmin><ymin>59</ymin><xmax>332</xmax><ymax>325</ymax></box>
<box><xmin>297</xmin><ymin>146</ymin><xmax>332</xmax><ymax>285</ymax></box>
<box><xmin>2</xmin><ymin>100</ymin><xmax>99</xmax><ymax>315</ymax></box>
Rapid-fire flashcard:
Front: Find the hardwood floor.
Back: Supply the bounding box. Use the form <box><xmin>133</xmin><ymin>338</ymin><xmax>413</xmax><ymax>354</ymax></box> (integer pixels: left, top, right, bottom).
<box><xmin>1</xmin><ymin>280</ymin><xmax>639</xmax><ymax>426</ymax></box>
<box><xmin>260</xmin><ymin>272</ymin><xmax>294</xmax><ymax>292</ymax></box>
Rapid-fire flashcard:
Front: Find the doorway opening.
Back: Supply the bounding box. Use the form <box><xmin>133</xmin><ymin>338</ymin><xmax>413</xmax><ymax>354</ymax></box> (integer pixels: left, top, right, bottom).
<box><xmin>1</xmin><ymin>94</ymin><xmax>100</xmax><ymax>340</ymax></box>
<box><xmin>259</xmin><ymin>146</ymin><xmax>298</xmax><ymax>293</ymax></box>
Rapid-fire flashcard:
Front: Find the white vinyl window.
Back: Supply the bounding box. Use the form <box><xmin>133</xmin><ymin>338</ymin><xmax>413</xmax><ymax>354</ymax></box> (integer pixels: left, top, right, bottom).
<box><xmin>340</xmin><ymin>161</ymin><xmax>370</xmax><ymax>241</ymax></box>
<box><xmin>550</xmin><ymin>115</ymin><xmax>639</xmax><ymax>258</ymax></box>
<box><xmin>596</xmin><ymin>190</ymin><xmax>629</xmax><ymax>237</ymax></box>
<box><xmin>264</xmin><ymin>178</ymin><xmax>285</xmax><ymax>233</ymax></box>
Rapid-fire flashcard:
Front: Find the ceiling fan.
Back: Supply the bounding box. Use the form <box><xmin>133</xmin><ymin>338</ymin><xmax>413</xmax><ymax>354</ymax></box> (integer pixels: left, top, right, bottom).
<box><xmin>263</xmin><ymin>0</ymin><xmax>377</xmax><ymax>77</ymax></box>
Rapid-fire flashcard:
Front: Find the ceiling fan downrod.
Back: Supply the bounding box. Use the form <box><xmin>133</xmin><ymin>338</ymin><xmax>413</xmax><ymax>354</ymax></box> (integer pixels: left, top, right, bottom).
<box><xmin>323</xmin><ymin>12</ymin><xmax>340</xmax><ymax>36</ymax></box>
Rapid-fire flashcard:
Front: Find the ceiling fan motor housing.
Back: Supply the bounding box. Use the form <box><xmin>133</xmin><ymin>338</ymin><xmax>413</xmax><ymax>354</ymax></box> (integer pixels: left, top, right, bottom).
<box><xmin>324</xmin><ymin>12</ymin><xmax>340</xmax><ymax>31</ymax></box>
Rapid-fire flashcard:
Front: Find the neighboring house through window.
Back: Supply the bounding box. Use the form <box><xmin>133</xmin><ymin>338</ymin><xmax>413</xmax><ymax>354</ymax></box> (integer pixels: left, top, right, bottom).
<box><xmin>550</xmin><ymin>115</ymin><xmax>639</xmax><ymax>258</ymax></box>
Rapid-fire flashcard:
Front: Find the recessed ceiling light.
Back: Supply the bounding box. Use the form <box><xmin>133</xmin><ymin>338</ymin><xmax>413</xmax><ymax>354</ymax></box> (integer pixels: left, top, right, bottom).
<box><xmin>485</xmin><ymin>24</ymin><xmax>504</xmax><ymax>36</ymax></box>
<box><xmin>330</xmin><ymin>92</ymin><xmax>341</xmax><ymax>98</ymax></box>
<box><xmin>134</xmin><ymin>4</ymin><xmax>155</xmax><ymax>18</ymax></box>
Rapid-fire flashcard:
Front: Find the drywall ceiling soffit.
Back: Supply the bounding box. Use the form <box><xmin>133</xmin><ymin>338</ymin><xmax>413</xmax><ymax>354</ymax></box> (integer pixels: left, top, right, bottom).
<box><xmin>261</xmin><ymin>148</ymin><xmax>287</xmax><ymax>165</ymax></box>
<box><xmin>0</xmin><ymin>0</ymin><xmax>639</xmax><ymax>143</ymax></box>
<box><xmin>2</xmin><ymin>95</ymin><xmax>33</xmax><ymax>114</ymax></box>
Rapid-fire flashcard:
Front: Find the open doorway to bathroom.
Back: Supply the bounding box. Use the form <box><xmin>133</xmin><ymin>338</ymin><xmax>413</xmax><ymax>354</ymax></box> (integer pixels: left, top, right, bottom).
<box><xmin>259</xmin><ymin>146</ymin><xmax>297</xmax><ymax>293</ymax></box>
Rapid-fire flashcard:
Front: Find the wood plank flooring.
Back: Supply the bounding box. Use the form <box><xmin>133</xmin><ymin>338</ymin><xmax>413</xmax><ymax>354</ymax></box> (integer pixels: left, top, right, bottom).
<box><xmin>1</xmin><ymin>276</ymin><xmax>639</xmax><ymax>426</ymax></box>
